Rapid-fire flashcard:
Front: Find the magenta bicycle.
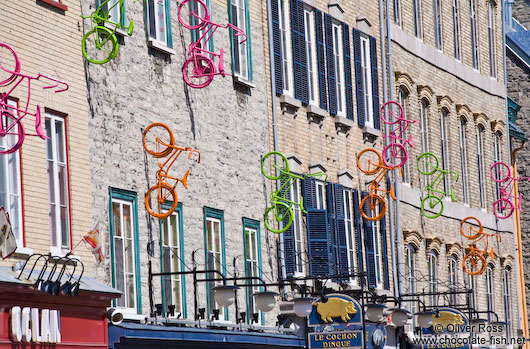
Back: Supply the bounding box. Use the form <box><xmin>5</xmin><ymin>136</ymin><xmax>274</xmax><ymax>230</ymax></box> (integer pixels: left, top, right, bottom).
<box><xmin>0</xmin><ymin>43</ymin><xmax>69</xmax><ymax>154</ymax></box>
<box><xmin>380</xmin><ymin>101</ymin><xmax>418</xmax><ymax>167</ymax></box>
<box><xmin>490</xmin><ymin>161</ymin><xmax>530</xmax><ymax>219</ymax></box>
<box><xmin>178</xmin><ymin>0</ymin><xmax>247</xmax><ymax>88</ymax></box>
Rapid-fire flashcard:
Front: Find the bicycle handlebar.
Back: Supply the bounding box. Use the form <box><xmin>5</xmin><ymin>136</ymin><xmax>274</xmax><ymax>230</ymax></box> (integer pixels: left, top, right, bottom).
<box><xmin>37</xmin><ymin>73</ymin><xmax>69</xmax><ymax>93</ymax></box>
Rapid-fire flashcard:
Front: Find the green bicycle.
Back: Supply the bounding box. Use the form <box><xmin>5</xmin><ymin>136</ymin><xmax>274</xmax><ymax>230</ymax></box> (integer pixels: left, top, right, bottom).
<box><xmin>81</xmin><ymin>0</ymin><xmax>134</xmax><ymax>64</ymax></box>
<box><xmin>261</xmin><ymin>152</ymin><xmax>327</xmax><ymax>233</ymax></box>
<box><xmin>417</xmin><ymin>152</ymin><xmax>459</xmax><ymax>219</ymax></box>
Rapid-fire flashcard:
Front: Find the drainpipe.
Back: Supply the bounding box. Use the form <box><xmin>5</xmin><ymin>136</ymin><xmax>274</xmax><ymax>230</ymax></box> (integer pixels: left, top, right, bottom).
<box><xmin>378</xmin><ymin>0</ymin><xmax>399</xmax><ymax>298</ymax></box>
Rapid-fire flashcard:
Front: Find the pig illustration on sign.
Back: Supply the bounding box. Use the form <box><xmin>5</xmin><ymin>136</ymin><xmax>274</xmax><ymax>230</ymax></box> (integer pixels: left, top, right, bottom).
<box><xmin>315</xmin><ymin>298</ymin><xmax>357</xmax><ymax>323</ymax></box>
<box><xmin>432</xmin><ymin>311</ymin><xmax>464</xmax><ymax>332</ymax></box>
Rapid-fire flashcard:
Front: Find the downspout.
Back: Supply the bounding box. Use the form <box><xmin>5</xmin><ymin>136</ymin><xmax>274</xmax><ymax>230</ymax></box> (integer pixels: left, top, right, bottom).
<box><xmin>378</xmin><ymin>0</ymin><xmax>399</xmax><ymax>298</ymax></box>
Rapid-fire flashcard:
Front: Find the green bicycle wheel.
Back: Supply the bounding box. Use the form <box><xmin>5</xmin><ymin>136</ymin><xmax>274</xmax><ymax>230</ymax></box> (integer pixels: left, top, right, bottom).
<box><xmin>82</xmin><ymin>26</ymin><xmax>118</xmax><ymax>64</ymax></box>
<box><xmin>417</xmin><ymin>152</ymin><xmax>439</xmax><ymax>175</ymax></box>
<box><xmin>261</xmin><ymin>151</ymin><xmax>290</xmax><ymax>180</ymax></box>
<box><xmin>264</xmin><ymin>202</ymin><xmax>293</xmax><ymax>234</ymax></box>
<box><xmin>420</xmin><ymin>194</ymin><xmax>444</xmax><ymax>219</ymax></box>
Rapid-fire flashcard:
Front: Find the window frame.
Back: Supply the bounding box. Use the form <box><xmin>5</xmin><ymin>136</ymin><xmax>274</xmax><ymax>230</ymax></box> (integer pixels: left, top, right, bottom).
<box><xmin>494</xmin><ymin>131</ymin><xmax>503</xmax><ymax>200</ymax></box>
<box><xmin>434</xmin><ymin>0</ymin><xmax>444</xmax><ymax>50</ymax></box>
<box><xmin>440</xmin><ymin>108</ymin><xmax>450</xmax><ymax>193</ymax></box>
<box><xmin>229</xmin><ymin>0</ymin><xmax>252</xmax><ymax>81</ymax></box>
<box><xmin>372</xmin><ymin>220</ymin><xmax>382</xmax><ymax>288</ymax></box>
<box><xmin>315</xmin><ymin>180</ymin><xmax>326</xmax><ymax>210</ymax></box>
<box><xmin>485</xmin><ymin>265</ymin><xmax>494</xmax><ymax>321</ymax></box>
<box><xmin>476</xmin><ymin>124</ymin><xmax>486</xmax><ymax>209</ymax></box>
<box><xmin>342</xmin><ymin>188</ymin><xmax>357</xmax><ymax>284</ymax></box>
<box><xmin>360</xmin><ymin>35</ymin><xmax>373</xmax><ymax>128</ymax></box>
<box><xmin>398</xmin><ymin>88</ymin><xmax>410</xmax><ymax>184</ymax></box>
<box><xmin>288</xmin><ymin>179</ymin><xmax>305</xmax><ymax>276</ymax></box>
<box><xmin>468</xmin><ymin>273</ymin><xmax>476</xmax><ymax>309</ymax></box>
<box><xmin>459</xmin><ymin>117</ymin><xmax>469</xmax><ymax>204</ymax></box>
<box><xmin>109</xmin><ymin>188</ymin><xmax>142</xmax><ymax>314</ymax></box>
<box><xmin>278</xmin><ymin>0</ymin><xmax>293</xmax><ymax>95</ymax></box>
<box><xmin>413</xmin><ymin>0</ymin><xmax>423</xmax><ymax>38</ymax></box>
<box><xmin>448</xmin><ymin>255</ymin><xmax>458</xmax><ymax>305</ymax></box>
<box><xmin>503</xmin><ymin>267</ymin><xmax>512</xmax><ymax>335</ymax></box>
<box><xmin>304</xmin><ymin>6</ymin><xmax>319</xmax><ymax>106</ymax></box>
<box><xmin>242</xmin><ymin>218</ymin><xmax>264</xmax><ymax>324</ymax></box>
<box><xmin>470</xmin><ymin>0</ymin><xmax>480</xmax><ymax>70</ymax></box>
<box><xmin>97</xmin><ymin>0</ymin><xmax>125</xmax><ymax>26</ymax></box>
<box><xmin>146</xmin><ymin>0</ymin><xmax>173</xmax><ymax>48</ymax></box>
<box><xmin>488</xmin><ymin>0</ymin><xmax>497</xmax><ymax>78</ymax></box>
<box><xmin>405</xmin><ymin>244</ymin><xmax>417</xmax><ymax>323</ymax></box>
<box><xmin>420</xmin><ymin>99</ymin><xmax>430</xmax><ymax>186</ymax></box>
<box><xmin>393</xmin><ymin>0</ymin><xmax>402</xmax><ymax>26</ymax></box>
<box><xmin>428</xmin><ymin>250</ymin><xmax>438</xmax><ymax>306</ymax></box>
<box><xmin>453</xmin><ymin>0</ymin><xmax>462</xmax><ymax>60</ymax></box>
<box><xmin>331</xmin><ymin>22</ymin><xmax>346</xmax><ymax>116</ymax></box>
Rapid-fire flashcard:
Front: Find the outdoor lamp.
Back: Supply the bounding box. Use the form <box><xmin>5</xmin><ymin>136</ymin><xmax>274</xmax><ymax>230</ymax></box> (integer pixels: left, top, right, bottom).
<box><xmin>470</xmin><ymin>318</ymin><xmax>488</xmax><ymax>333</ymax></box>
<box><xmin>365</xmin><ymin>304</ymin><xmax>387</xmax><ymax>323</ymax></box>
<box><xmin>212</xmin><ymin>285</ymin><xmax>239</xmax><ymax>307</ymax></box>
<box><xmin>292</xmin><ymin>297</ymin><xmax>315</xmax><ymax>317</ymax></box>
<box><xmin>107</xmin><ymin>308</ymin><xmax>124</xmax><ymax>325</ymax></box>
<box><xmin>417</xmin><ymin>311</ymin><xmax>436</xmax><ymax>328</ymax></box>
<box><xmin>254</xmin><ymin>291</ymin><xmax>279</xmax><ymax>312</ymax></box>
<box><xmin>391</xmin><ymin>309</ymin><xmax>411</xmax><ymax>327</ymax></box>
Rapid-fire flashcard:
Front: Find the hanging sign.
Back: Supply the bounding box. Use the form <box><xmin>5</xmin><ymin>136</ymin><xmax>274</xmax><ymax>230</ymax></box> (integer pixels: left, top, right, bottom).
<box><xmin>10</xmin><ymin>306</ymin><xmax>61</xmax><ymax>343</ymax></box>
<box><xmin>309</xmin><ymin>330</ymin><xmax>363</xmax><ymax>349</ymax></box>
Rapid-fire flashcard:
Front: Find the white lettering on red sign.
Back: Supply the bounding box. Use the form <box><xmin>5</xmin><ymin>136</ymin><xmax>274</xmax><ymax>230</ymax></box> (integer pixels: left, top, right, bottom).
<box><xmin>10</xmin><ymin>307</ymin><xmax>61</xmax><ymax>343</ymax></box>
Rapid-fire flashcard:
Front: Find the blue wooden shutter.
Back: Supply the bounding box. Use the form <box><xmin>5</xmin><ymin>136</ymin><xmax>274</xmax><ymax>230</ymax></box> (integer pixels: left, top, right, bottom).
<box><xmin>328</xmin><ymin>183</ymin><xmax>347</xmax><ymax>281</ymax></box>
<box><xmin>343</xmin><ymin>23</ymin><xmax>354</xmax><ymax>120</ymax></box>
<box><xmin>302</xmin><ymin>177</ymin><xmax>317</xmax><ymax>210</ymax></box>
<box><xmin>326</xmin><ymin>183</ymin><xmax>337</xmax><ymax>276</ymax></box>
<box><xmin>370</xmin><ymin>36</ymin><xmax>380</xmax><ymax>129</ymax></box>
<box><xmin>361</xmin><ymin>191</ymin><xmax>377</xmax><ymax>288</ymax></box>
<box><xmin>352</xmin><ymin>189</ymin><xmax>364</xmax><ymax>278</ymax></box>
<box><xmin>353</xmin><ymin>28</ymin><xmax>365</xmax><ymax>127</ymax></box>
<box><xmin>380</xmin><ymin>215</ymin><xmax>390</xmax><ymax>290</ymax></box>
<box><xmin>324</xmin><ymin>14</ymin><xmax>337</xmax><ymax>115</ymax></box>
<box><xmin>314</xmin><ymin>10</ymin><xmax>328</xmax><ymax>110</ymax></box>
<box><xmin>271</xmin><ymin>0</ymin><xmax>283</xmax><ymax>95</ymax></box>
<box><xmin>290</xmin><ymin>0</ymin><xmax>308</xmax><ymax>104</ymax></box>
<box><xmin>280</xmin><ymin>177</ymin><xmax>296</xmax><ymax>277</ymax></box>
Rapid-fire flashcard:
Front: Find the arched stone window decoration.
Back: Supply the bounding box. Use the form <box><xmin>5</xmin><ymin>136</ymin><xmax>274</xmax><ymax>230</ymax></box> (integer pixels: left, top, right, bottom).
<box><xmin>445</xmin><ymin>241</ymin><xmax>464</xmax><ymax>261</ymax></box>
<box><xmin>500</xmin><ymin>255</ymin><xmax>514</xmax><ymax>270</ymax></box>
<box><xmin>395</xmin><ymin>72</ymin><xmax>415</xmax><ymax>98</ymax></box>
<box><xmin>425</xmin><ymin>236</ymin><xmax>442</xmax><ymax>256</ymax></box>
<box><xmin>491</xmin><ymin>119</ymin><xmax>506</xmax><ymax>135</ymax></box>
<box><xmin>417</xmin><ymin>85</ymin><xmax>435</xmax><ymax>105</ymax></box>
<box><xmin>474</xmin><ymin>112</ymin><xmax>489</xmax><ymax>128</ymax></box>
<box><xmin>456</xmin><ymin>104</ymin><xmax>473</xmax><ymax>123</ymax></box>
<box><xmin>436</xmin><ymin>95</ymin><xmax>454</xmax><ymax>113</ymax></box>
<box><xmin>403</xmin><ymin>230</ymin><xmax>423</xmax><ymax>250</ymax></box>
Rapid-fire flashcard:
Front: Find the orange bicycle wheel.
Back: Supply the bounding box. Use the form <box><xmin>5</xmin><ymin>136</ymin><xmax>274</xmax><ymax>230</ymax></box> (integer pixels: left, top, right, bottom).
<box><xmin>463</xmin><ymin>251</ymin><xmax>486</xmax><ymax>275</ymax></box>
<box><xmin>360</xmin><ymin>194</ymin><xmax>386</xmax><ymax>221</ymax></box>
<box><xmin>357</xmin><ymin>148</ymin><xmax>383</xmax><ymax>175</ymax></box>
<box><xmin>143</xmin><ymin>123</ymin><xmax>175</xmax><ymax>158</ymax></box>
<box><xmin>145</xmin><ymin>182</ymin><xmax>178</xmax><ymax>219</ymax></box>
<box><xmin>460</xmin><ymin>216</ymin><xmax>483</xmax><ymax>239</ymax></box>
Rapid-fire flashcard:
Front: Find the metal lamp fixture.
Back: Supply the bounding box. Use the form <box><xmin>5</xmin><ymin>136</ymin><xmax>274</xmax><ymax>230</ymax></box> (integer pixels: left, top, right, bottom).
<box><xmin>212</xmin><ymin>285</ymin><xmax>240</xmax><ymax>307</ymax></box>
<box><xmin>390</xmin><ymin>309</ymin><xmax>411</xmax><ymax>327</ymax></box>
<box><xmin>253</xmin><ymin>291</ymin><xmax>279</xmax><ymax>312</ymax></box>
<box><xmin>416</xmin><ymin>311</ymin><xmax>436</xmax><ymax>328</ymax></box>
<box><xmin>365</xmin><ymin>304</ymin><xmax>387</xmax><ymax>323</ymax></box>
<box><xmin>292</xmin><ymin>297</ymin><xmax>315</xmax><ymax>317</ymax></box>
<box><xmin>470</xmin><ymin>318</ymin><xmax>488</xmax><ymax>333</ymax></box>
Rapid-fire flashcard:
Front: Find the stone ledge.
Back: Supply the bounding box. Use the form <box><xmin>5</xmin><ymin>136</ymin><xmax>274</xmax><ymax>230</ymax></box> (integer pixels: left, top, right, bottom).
<box><xmin>362</xmin><ymin>125</ymin><xmax>381</xmax><ymax>141</ymax></box>
<box><xmin>306</xmin><ymin>104</ymin><xmax>327</xmax><ymax>125</ymax></box>
<box><xmin>335</xmin><ymin>115</ymin><xmax>354</xmax><ymax>134</ymax></box>
<box><xmin>148</xmin><ymin>39</ymin><xmax>176</xmax><ymax>55</ymax></box>
<box><xmin>233</xmin><ymin>75</ymin><xmax>256</xmax><ymax>88</ymax></box>
<box><xmin>279</xmin><ymin>94</ymin><xmax>301</xmax><ymax>116</ymax></box>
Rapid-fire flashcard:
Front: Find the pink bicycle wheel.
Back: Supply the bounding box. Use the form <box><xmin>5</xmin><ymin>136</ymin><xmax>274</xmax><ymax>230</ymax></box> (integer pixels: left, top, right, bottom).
<box><xmin>493</xmin><ymin>198</ymin><xmax>514</xmax><ymax>219</ymax></box>
<box><xmin>382</xmin><ymin>143</ymin><xmax>407</xmax><ymax>167</ymax></box>
<box><xmin>0</xmin><ymin>43</ymin><xmax>21</xmax><ymax>87</ymax></box>
<box><xmin>0</xmin><ymin>109</ymin><xmax>24</xmax><ymax>154</ymax></box>
<box><xmin>182</xmin><ymin>55</ymin><xmax>215</xmax><ymax>88</ymax></box>
<box><xmin>178</xmin><ymin>0</ymin><xmax>209</xmax><ymax>30</ymax></box>
<box><xmin>490</xmin><ymin>162</ymin><xmax>510</xmax><ymax>183</ymax></box>
<box><xmin>380</xmin><ymin>101</ymin><xmax>403</xmax><ymax>125</ymax></box>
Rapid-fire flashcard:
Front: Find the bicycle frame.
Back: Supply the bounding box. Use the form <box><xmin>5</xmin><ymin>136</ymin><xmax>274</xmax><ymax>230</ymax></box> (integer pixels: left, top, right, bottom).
<box><xmin>425</xmin><ymin>169</ymin><xmax>458</xmax><ymax>198</ymax></box>
<box><xmin>386</xmin><ymin>118</ymin><xmax>417</xmax><ymax>147</ymax></box>
<box><xmin>155</xmin><ymin>140</ymin><xmax>201</xmax><ymax>189</ymax></box>
<box><xmin>367</xmin><ymin>164</ymin><xmax>400</xmax><ymax>200</ymax></box>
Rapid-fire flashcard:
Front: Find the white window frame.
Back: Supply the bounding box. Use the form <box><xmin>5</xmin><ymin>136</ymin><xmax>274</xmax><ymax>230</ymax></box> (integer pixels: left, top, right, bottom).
<box><xmin>372</xmin><ymin>221</ymin><xmax>382</xmax><ymax>288</ymax></box>
<box><xmin>343</xmin><ymin>188</ymin><xmax>357</xmax><ymax>284</ymax></box>
<box><xmin>331</xmin><ymin>22</ymin><xmax>346</xmax><ymax>116</ymax></box>
<box><xmin>453</xmin><ymin>0</ymin><xmax>462</xmax><ymax>60</ymax></box>
<box><xmin>206</xmin><ymin>216</ymin><xmax>225</xmax><ymax>314</ymax></box>
<box><xmin>231</xmin><ymin>0</ymin><xmax>249</xmax><ymax>80</ymax></box>
<box><xmin>360</xmin><ymin>35</ymin><xmax>373</xmax><ymax>127</ymax></box>
<box><xmin>459</xmin><ymin>117</ymin><xmax>469</xmax><ymax>204</ymax></box>
<box><xmin>46</xmin><ymin>113</ymin><xmax>70</xmax><ymax>253</ymax></box>
<box><xmin>503</xmin><ymin>268</ymin><xmax>512</xmax><ymax>335</ymax></box>
<box><xmin>278</xmin><ymin>0</ymin><xmax>293</xmax><ymax>96</ymax></box>
<box><xmin>398</xmin><ymin>89</ymin><xmax>410</xmax><ymax>184</ymax></box>
<box><xmin>289</xmin><ymin>179</ymin><xmax>305</xmax><ymax>276</ymax></box>
<box><xmin>147</xmin><ymin>0</ymin><xmax>169</xmax><ymax>46</ymax></box>
<box><xmin>485</xmin><ymin>265</ymin><xmax>494</xmax><ymax>321</ymax></box>
<box><xmin>428</xmin><ymin>251</ymin><xmax>437</xmax><ymax>306</ymax></box>
<box><xmin>434</xmin><ymin>0</ymin><xmax>443</xmax><ymax>50</ymax></box>
<box><xmin>413</xmin><ymin>0</ymin><xmax>423</xmax><ymax>38</ymax></box>
<box><xmin>103</xmin><ymin>0</ymin><xmax>121</xmax><ymax>25</ymax></box>
<box><xmin>494</xmin><ymin>132</ymin><xmax>503</xmax><ymax>200</ymax></box>
<box><xmin>245</xmin><ymin>226</ymin><xmax>260</xmax><ymax>315</ymax></box>
<box><xmin>162</xmin><ymin>211</ymin><xmax>184</xmax><ymax>317</ymax></box>
<box><xmin>393</xmin><ymin>0</ymin><xmax>402</xmax><ymax>26</ymax></box>
<box><xmin>405</xmin><ymin>245</ymin><xmax>417</xmax><ymax>324</ymax></box>
<box><xmin>420</xmin><ymin>99</ymin><xmax>430</xmax><ymax>186</ymax></box>
<box><xmin>304</xmin><ymin>7</ymin><xmax>318</xmax><ymax>106</ymax></box>
<box><xmin>440</xmin><ymin>108</ymin><xmax>450</xmax><ymax>193</ymax></box>
<box><xmin>477</xmin><ymin>125</ymin><xmax>486</xmax><ymax>209</ymax></box>
<box><xmin>448</xmin><ymin>255</ymin><xmax>458</xmax><ymax>305</ymax></box>
<box><xmin>112</xmin><ymin>198</ymin><xmax>138</xmax><ymax>313</ymax></box>
<box><xmin>470</xmin><ymin>0</ymin><xmax>480</xmax><ymax>70</ymax></box>
<box><xmin>488</xmin><ymin>0</ymin><xmax>497</xmax><ymax>78</ymax></box>
<box><xmin>0</xmin><ymin>99</ymin><xmax>23</xmax><ymax>248</ymax></box>
<box><xmin>315</xmin><ymin>180</ymin><xmax>326</xmax><ymax>210</ymax></box>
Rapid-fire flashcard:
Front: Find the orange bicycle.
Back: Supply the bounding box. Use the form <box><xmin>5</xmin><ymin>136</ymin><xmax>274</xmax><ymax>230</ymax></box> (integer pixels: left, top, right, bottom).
<box><xmin>460</xmin><ymin>217</ymin><xmax>500</xmax><ymax>275</ymax></box>
<box><xmin>356</xmin><ymin>148</ymin><xmax>401</xmax><ymax>221</ymax></box>
<box><xmin>143</xmin><ymin>123</ymin><xmax>201</xmax><ymax>219</ymax></box>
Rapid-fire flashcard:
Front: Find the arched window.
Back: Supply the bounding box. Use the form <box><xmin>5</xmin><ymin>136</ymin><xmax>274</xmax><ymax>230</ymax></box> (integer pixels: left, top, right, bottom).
<box><xmin>448</xmin><ymin>255</ymin><xmax>458</xmax><ymax>305</ymax></box>
<box><xmin>503</xmin><ymin>267</ymin><xmax>512</xmax><ymax>335</ymax></box>
<box><xmin>420</xmin><ymin>99</ymin><xmax>430</xmax><ymax>186</ymax></box>
<box><xmin>494</xmin><ymin>131</ymin><xmax>503</xmax><ymax>200</ymax></box>
<box><xmin>405</xmin><ymin>244</ymin><xmax>417</xmax><ymax>326</ymax></box>
<box><xmin>398</xmin><ymin>88</ymin><xmax>410</xmax><ymax>184</ymax></box>
<box><xmin>428</xmin><ymin>250</ymin><xmax>438</xmax><ymax>306</ymax></box>
<box><xmin>476</xmin><ymin>124</ymin><xmax>486</xmax><ymax>209</ymax></box>
<box><xmin>440</xmin><ymin>108</ymin><xmax>450</xmax><ymax>193</ymax></box>
<box><xmin>459</xmin><ymin>117</ymin><xmax>469</xmax><ymax>204</ymax></box>
<box><xmin>485</xmin><ymin>265</ymin><xmax>494</xmax><ymax>321</ymax></box>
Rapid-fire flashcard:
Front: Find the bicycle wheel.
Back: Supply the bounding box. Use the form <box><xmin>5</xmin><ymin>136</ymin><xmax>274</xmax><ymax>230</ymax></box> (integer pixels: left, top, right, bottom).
<box><xmin>264</xmin><ymin>202</ymin><xmax>293</xmax><ymax>234</ymax></box>
<box><xmin>490</xmin><ymin>161</ymin><xmax>510</xmax><ymax>183</ymax></box>
<box><xmin>382</xmin><ymin>143</ymin><xmax>408</xmax><ymax>168</ymax></box>
<box><xmin>460</xmin><ymin>216</ymin><xmax>482</xmax><ymax>239</ymax></box>
<box><xmin>0</xmin><ymin>109</ymin><xmax>24</xmax><ymax>154</ymax></box>
<box><xmin>145</xmin><ymin>182</ymin><xmax>178</xmax><ymax>219</ymax></box>
<box><xmin>178</xmin><ymin>0</ymin><xmax>209</xmax><ymax>30</ymax></box>
<box><xmin>261</xmin><ymin>151</ymin><xmax>289</xmax><ymax>180</ymax></box>
<box><xmin>360</xmin><ymin>194</ymin><xmax>386</xmax><ymax>221</ymax></box>
<box><xmin>463</xmin><ymin>251</ymin><xmax>486</xmax><ymax>275</ymax></box>
<box><xmin>380</xmin><ymin>101</ymin><xmax>403</xmax><ymax>125</ymax></box>
<box><xmin>182</xmin><ymin>55</ymin><xmax>215</xmax><ymax>89</ymax></box>
<box><xmin>82</xmin><ymin>26</ymin><xmax>118</xmax><ymax>64</ymax></box>
<box><xmin>417</xmin><ymin>152</ymin><xmax>438</xmax><ymax>175</ymax></box>
<box><xmin>420</xmin><ymin>194</ymin><xmax>444</xmax><ymax>219</ymax></box>
<box><xmin>0</xmin><ymin>43</ymin><xmax>21</xmax><ymax>87</ymax></box>
<box><xmin>143</xmin><ymin>123</ymin><xmax>175</xmax><ymax>158</ymax></box>
<box><xmin>493</xmin><ymin>198</ymin><xmax>514</xmax><ymax>219</ymax></box>
<box><xmin>357</xmin><ymin>148</ymin><xmax>383</xmax><ymax>175</ymax></box>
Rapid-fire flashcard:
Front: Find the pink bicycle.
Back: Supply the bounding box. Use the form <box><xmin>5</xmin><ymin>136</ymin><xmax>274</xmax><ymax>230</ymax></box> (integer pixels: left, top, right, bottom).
<box><xmin>490</xmin><ymin>161</ymin><xmax>530</xmax><ymax>219</ymax></box>
<box><xmin>0</xmin><ymin>43</ymin><xmax>69</xmax><ymax>154</ymax></box>
<box><xmin>381</xmin><ymin>101</ymin><xmax>419</xmax><ymax>167</ymax></box>
<box><xmin>177</xmin><ymin>0</ymin><xmax>247</xmax><ymax>88</ymax></box>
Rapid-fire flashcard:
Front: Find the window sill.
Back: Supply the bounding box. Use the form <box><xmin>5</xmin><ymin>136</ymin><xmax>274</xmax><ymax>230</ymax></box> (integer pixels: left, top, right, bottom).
<box><xmin>233</xmin><ymin>75</ymin><xmax>256</xmax><ymax>88</ymax></box>
<box><xmin>362</xmin><ymin>125</ymin><xmax>381</xmax><ymax>141</ymax></box>
<box><xmin>306</xmin><ymin>104</ymin><xmax>327</xmax><ymax>125</ymax></box>
<box><xmin>49</xmin><ymin>247</ymin><xmax>72</xmax><ymax>257</ymax></box>
<box><xmin>148</xmin><ymin>39</ymin><xmax>176</xmax><ymax>55</ymax></box>
<box><xmin>37</xmin><ymin>0</ymin><xmax>68</xmax><ymax>11</ymax></box>
<box><xmin>334</xmin><ymin>115</ymin><xmax>354</xmax><ymax>134</ymax></box>
<box><xmin>105</xmin><ymin>22</ymin><xmax>128</xmax><ymax>37</ymax></box>
<box><xmin>14</xmin><ymin>247</ymin><xmax>34</xmax><ymax>257</ymax></box>
<box><xmin>278</xmin><ymin>94</ymin><xmax>301</xmax><ymax>116</ymax></box>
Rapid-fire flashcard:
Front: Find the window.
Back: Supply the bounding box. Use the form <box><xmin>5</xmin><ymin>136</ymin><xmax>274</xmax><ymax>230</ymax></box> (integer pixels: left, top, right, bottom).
<box><xmin>332</xmin><ymin>23</ymin><xmax>346</xmax><ymax>115</ymax></box>
<box><xmin>420</xmin><ymin>99</ymin><xmax>430</xmax><ymax>185</ymax></box>
<box><xmin>503</xmin><ymin>267</ymin><xmax>512</xmax><ymax>335</ymax></box>
<box><xmin>453</xmin><ymin>0</ymin><xmax>461</xmax><ymax>59</ymax></box>
<box><xmin>0</xmin><ymin>100</ymin><xmax>23</xmax><ymax>248</ymax></box>
<box><xmin>405</xmin><ymin>245</ymin><xmax>417</xmax><ymax>321</ymax></box>
<box><xmin>470</xmin><ymin>0</ymin><xmax>479</xmax><ymax>70</ymax></box>
<box><xmin>485</xmin><ymin>265</ymin><xmax>494</xmax><ymax>321</ymax></box>
<box><xmin>434</xmin><ymin>0</ymin><xmax>443</xmax><ymax>50</ymax></box>
<box><xmin>494</xmin><ymin>132</ymin><xmax>503</xmax><ymax>200</ymax></box>
<box><xmin>398</xmin><ymin>88</ymin><xmax>410</xmax><ymax>184</ymax></box>
<box><xmin>372</xmin><ymin>221</ymin><xmax>382</xmax><ymax>287</ymax></box>
<box><xmin>343</xmin><ymin>188</ymin><xmax>357</xmax><ymax>283</ymax></box>
<box><xmin>243</xmin><ymin>219</ymin><xmax>262</xmax><ymax>323</ymax></box>
<box><xmin>488</xmin><ymin>1</ymin><xmax>497</xmax><ymax>77</ymax></box>
<box><xmin>476</xmin><ymin>124</ymin><xmax>486</xmax><ymax>209</ymax></box>
<box><xmin>360</xmin><ymin>36</ymin><xmax>373</xmax><ymax>127</ymax></box>
<box><xmin>46</xmin><ymin>113</ymin><xmax>70</xmax><ymax>252</ymax></box>
<box><xmin>99</xmin><ymin>0</ymin><xmax>122</xmax><ymax>25</ymax></box>
<box><xmin>204</xmin><ymin>208</ymin><xmax>226</xmax><ymax>318</ymax></box>
<box><xmin>393</xmin><ymin>0</ymin><xmax>402</xmax><ymax>26</ymax></box>
<box><xmin>468</xmin><ymin>273</ymin><xmax>476</xmax><ymax>309</ymax></box>
<box><xmin>110</xmin><ymin>189</ymin><xmax>141</xmax><ymax>313</ymax></box>
<box><xmin>230</xmin><ymin>0</ymin><xmax>251</xmax><ymax>80</ymax></box>
<box><xmin>459</xmin><ymin>117</ymin><xmax>469</xmax><ymax>204</ymax></box>
<box><xmin>161</xmin><ymin>204</ymin><xmax>186</xmax><ymax>318</ymax></box>
<box><xmin>413</xmin><ymin>0</ymin><xmax>423</xmax><ymax>38</ymax></box>
<box><xmin>440</xmin><ymin>108</ymin><xmax>450</xmax><ymax>193</ymax></box>
<box><xmin>147</xmin><ymin>0</ymin><xmax>172</xmax><ymax>47</ymax></box>
<box><xmin>315</xmin><ymin>180</ymin><xmax>326</xmax><ymax>210</ymax></box>
<box><xmin>278</xmin><ymin>0</ymin><xmax>293</xmax><ymax>94</ymax></box>
<box><xmin>448</xmin><ymin>255</ymin><xmax>458</xmax><ymax>305</ymax></box>
<box><xmin>428</xmin><ymin>251</ymin><xmax>437</xmax><ymax>306</ymax></box>
<box><xmin>304</xmin><ymin>7</ymin><xmax>318</xmax><ymax>105</ymax></box>
<box><xmin>288</xmin><ymin>179</ymin><xmax>304</xmax><ymax>275</ymax></box>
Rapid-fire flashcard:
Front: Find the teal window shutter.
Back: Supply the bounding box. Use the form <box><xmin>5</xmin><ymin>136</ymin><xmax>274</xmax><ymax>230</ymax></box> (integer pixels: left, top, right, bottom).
<box><xmin>245</xmin><ymin>0</ymin><xmax>252</xmax><ymax>81</ymax></box>
<box><xmin>165</xmin><ymin>0</ymin><xmax>173</xmax><ymax>48</ymax></box>
<box><xmin>242</xmin><ymin>218</ymin><xmax>263</xmax><ymax>324</ymax></box>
